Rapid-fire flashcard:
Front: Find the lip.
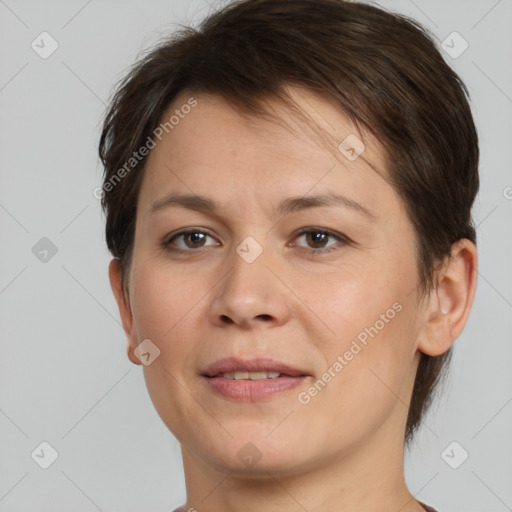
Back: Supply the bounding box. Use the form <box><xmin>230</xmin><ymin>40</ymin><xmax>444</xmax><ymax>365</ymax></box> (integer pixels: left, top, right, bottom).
<box><xmin>201</xmin><ymin>357</ymin><xmax>311</xmax><ymax>402</ymax></box>
<box><xmin>201</xmin><ymin>357</ymin><xmax>309</xmax><ymax>378</ymax></box>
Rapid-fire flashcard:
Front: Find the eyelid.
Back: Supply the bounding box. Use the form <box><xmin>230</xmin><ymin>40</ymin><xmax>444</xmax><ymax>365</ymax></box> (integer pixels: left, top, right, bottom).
<box><xmin>164</xmin><ymin>228</ymin><xmax>218</xmax><ymax>248</ymax></box>
<box><xmin>289</xmin><ymin>227</ymin><xmax>352</xmax><ymax>252</ymax></box>
<box><xmin>291</xmin><ymin>226</ymin><xmax>351</xmax><ymax>243</ymax></box>
<box><xmin>163</xmin><ymin>226</ymin><xmax>352</xmax><ymax>254</ymax></box>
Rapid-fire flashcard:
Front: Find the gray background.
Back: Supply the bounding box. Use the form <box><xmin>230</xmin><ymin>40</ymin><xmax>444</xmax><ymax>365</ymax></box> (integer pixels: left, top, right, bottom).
<box><xmin>0</xmin><ymin>0</ymin><xmax>511</xmax><ymax>511</ymax></box>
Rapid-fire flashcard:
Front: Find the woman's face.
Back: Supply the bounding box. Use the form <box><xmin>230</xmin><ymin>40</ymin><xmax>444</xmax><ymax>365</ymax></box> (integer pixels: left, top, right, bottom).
<box><xmin>116</xmin><ymin>87</ymin><xmax>430</xmax><ymax>475</ymax></box>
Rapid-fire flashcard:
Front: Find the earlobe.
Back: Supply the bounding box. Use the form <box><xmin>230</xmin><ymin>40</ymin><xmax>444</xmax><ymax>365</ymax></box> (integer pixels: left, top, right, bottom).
<box><xmin>108</xmin><ymin>258</ymin><xmax>142</xmax><ymax>366</ymax></box>
<box><xmin>418</xmin><ymin>239</ymin><xmax>478</xmax><ymax>357</ymax></box>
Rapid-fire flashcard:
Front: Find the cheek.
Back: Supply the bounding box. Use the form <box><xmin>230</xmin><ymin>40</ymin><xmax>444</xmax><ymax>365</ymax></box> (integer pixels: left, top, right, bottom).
<box><xmin>301</xmin><ymin>255</ymin><xmax>408</xmax><ymax>343</ymax></box>
<box><xmin>129</xmin><ymin>261</ymin><xmax>202</xmax><ymax>377</ymax></box>
<box><xmin>131</xmin><ymin>261</ymin><xmax>191</xmax><ymax>337</ymax></box>
<box><xmin>297</xmin><ymin>288</ymin><xmax>418</xmax><ymax>447</ymax></box>
<box><xmin>129</xmin><ymin>262</ymin><xmax>204</xmax><ymax>438</ymax></box>
<box><xmin>305</xmin><ymin>251</ymin><xmax>418</xmax><ymax>390</ymax></box>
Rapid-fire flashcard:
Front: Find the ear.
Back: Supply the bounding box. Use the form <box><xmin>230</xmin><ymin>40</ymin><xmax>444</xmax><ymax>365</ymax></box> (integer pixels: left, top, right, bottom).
<box><xmin>108</xmin><ymin>258</ymin><xmax>141</xmax><ymax>366</ymax></box>
<box><xmin>417</xmin><ymin>239</ymin><xmax>478</xmax><ymax>356</ymax></box>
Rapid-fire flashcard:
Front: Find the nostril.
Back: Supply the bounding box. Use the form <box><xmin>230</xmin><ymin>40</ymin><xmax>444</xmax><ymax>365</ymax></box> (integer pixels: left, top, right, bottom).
<box><xmin>257</xmin><ymin>314</ymin><xmax>272</xmax><ymax>321</ymax></box>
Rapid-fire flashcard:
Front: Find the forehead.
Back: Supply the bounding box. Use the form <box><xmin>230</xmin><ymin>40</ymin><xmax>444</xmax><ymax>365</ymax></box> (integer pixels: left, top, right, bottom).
<box><xmin>159</xmin><ymin>86</ymin><xmax>384</xmax><ymax>162</ymax></box>
<box><xmin>137</xmin><ymin>86</ymin><xmax>392</xmax><ymax>216</ymax></box>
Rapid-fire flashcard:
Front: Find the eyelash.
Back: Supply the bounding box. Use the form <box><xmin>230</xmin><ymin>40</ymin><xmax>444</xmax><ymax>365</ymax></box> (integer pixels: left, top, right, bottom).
<box><xmin>162</xmin><ymin>227</ymin><xmax>351</xmax><ymax>256</ymax></box>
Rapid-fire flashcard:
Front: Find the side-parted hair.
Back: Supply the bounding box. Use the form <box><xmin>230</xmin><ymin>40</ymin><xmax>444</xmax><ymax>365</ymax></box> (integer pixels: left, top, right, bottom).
<box><xmin>99</xmin><ymin>0</ymin><xmax>479</xmax><ymax>443</ymax></box>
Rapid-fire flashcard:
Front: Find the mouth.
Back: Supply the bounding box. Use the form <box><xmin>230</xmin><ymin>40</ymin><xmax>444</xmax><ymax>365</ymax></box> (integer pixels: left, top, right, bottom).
<box><xmin>201</xmin><ymin>357</ymin><xmax>311</xmax><ymax>401</ymax></box>
<box><xmin>214</xmin><ymin>371</ymin><xmax>284</xmax><ymax>380</ymax></box>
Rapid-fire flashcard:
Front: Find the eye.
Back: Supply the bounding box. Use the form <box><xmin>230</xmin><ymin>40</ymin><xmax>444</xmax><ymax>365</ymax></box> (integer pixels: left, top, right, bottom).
<box><xmin>163</xmin><ymin>229</ymin><xmax>218</xmax><ymax>252</ymax></box>
<box><xmin>162</xmin><ymin>227</ymin><xmax>351</xmax><ymax>255</ymax></box>
<box><xmin>291</xmin><ymin>228</ymin><xmax>350</xmax><ymax>255</ymax></box>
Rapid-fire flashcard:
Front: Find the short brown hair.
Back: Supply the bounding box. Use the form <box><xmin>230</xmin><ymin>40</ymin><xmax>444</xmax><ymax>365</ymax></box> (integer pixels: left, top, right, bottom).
<box><xmin>99</xmin><ymin>0</ymin><xmax>479</xmax><ymax>443</ymax></box>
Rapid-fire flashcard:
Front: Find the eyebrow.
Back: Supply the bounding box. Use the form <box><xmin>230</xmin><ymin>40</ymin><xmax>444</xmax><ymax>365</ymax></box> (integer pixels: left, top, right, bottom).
<box><xmin>150</xmin><ymin>192</ymin><xmax>377</xmax><ymax>221</ymax></box>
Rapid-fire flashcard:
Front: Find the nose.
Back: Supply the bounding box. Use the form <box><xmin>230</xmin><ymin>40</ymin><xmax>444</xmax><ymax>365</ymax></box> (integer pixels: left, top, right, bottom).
<box><xmin>207</xmin><ymin>245</ymin><xmax>291</xmax><ymax>329</ymax></box>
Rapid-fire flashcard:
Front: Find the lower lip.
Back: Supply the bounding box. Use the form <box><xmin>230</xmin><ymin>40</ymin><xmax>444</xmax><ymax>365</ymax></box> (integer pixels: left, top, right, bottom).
<box><xmin>202</xmin><ymin>375</ymin><xmax>307</xmax><ymax>401</ymax></box>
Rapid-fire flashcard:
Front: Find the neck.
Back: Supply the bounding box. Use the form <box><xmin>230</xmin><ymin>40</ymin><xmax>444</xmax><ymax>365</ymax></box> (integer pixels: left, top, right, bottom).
<box><xmin>179</xmin><ymin>416</ymin><xmax>425</xmax><ymax>512</ymax></box>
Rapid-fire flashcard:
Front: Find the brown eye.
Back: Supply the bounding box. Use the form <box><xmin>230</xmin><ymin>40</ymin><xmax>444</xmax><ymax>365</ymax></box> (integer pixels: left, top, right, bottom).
<box><xmin>164</xmin><ymin>230</ymin><xmax>217</xmax><ymax>251</ymax></box>
<box><xmin>292</xmin><ymin>228</ymin><xmax>350</xmax><ymax>255</ymax></box>
<box><xmin>182</xmin><ymin>232</ymin><xmax>207</xmax><ymax>248</ymax></box>
<box><xmin>304</xmin><ymin>231</ymin><xmax>329</xmax><ymax>249</ymax></box>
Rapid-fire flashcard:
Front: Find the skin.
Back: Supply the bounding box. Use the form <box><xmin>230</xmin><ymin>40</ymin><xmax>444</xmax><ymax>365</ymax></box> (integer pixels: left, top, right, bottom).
<box><xmin>109</xmin><ymin>86</ymin><xmax>477</xmax><ymax>512</ymax></box>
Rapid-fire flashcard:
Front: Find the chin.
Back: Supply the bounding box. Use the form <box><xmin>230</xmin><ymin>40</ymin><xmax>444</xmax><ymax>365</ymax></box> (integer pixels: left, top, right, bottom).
<box><xmin>192</xmin><ymin>426</ymin><xmax>319</xmax><ymax>476</ymax></box>
<box><xmin>207</xmin><ymin>449</ymin><xmax>311</xmax><ymax>477</ymax></box>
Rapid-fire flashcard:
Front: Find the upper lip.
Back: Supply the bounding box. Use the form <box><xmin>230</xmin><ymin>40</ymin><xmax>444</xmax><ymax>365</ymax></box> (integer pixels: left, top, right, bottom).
<box><xmin>201</xmin><ymin>357</ymin><xmax>310</xmax><ymax>377</ymax></box>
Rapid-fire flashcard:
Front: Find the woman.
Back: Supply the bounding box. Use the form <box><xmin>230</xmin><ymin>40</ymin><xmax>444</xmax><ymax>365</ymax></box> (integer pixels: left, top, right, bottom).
<box><xmin>98</xmin><ymin>1</ymin><xmax>479</xmax><ymax>510</ymax></box>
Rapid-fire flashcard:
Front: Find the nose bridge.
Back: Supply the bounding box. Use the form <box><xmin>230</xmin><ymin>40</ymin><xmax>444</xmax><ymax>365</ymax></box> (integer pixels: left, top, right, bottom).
<box><xmin>209</xmin><ymin>233</ymin><xmax>290</xmax><ymax>327</ymax></box>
